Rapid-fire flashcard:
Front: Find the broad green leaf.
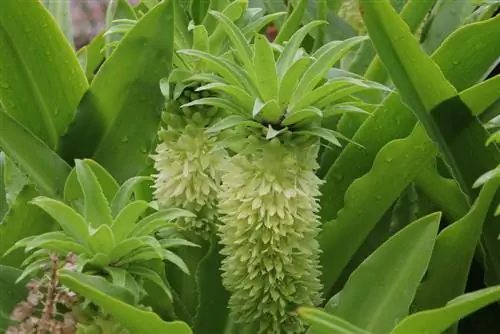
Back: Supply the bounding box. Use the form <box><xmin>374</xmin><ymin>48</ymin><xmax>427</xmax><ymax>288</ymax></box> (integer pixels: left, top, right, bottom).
<box><xmin>208</xmin><ymin>0</ymin><xmax>247</xmax><ymax>53</ymax></box>
<box><xmin>192</xmin><ymin>236</ymin><xmax>230</xmax><ymax>333</ymax></box>
<box><xmin>76</xmin><ymin>33</ymin><xmax>105</xmax><ymax>83</ymax></box>
<box><xmin>59</xmin><ymin>0</ymin><xmax>175</xmax><ymax>183</ymax></box>
<box><xmin>328</xmin><ymin>213</ymin><xmax>440</xmax><ymax>334</ymax></box>
<box><xmin>75</xmin><ymin>159</ymin><xmax>113</xmax><ymax>228</ymax></box>
<box><xmin>131</xmin><ymin>208</ymin><xmax>194</xmax><ymax>237</ymax></box>
<box><xmin>209</xmin><ymin>10</ymin><xmax>254</xmax><ymax>75</ymax></box>
<box><xmin>196</xmin><ymin>83</ymin><xmax>254</xmax><ymax>111</ymax></box>
<box><xmin>253</xmin><ymin>34</ymin><xmax>278</xmax><ymax>102</ymax></box>
<box><xmin>41</xmin><ymin>0</ymin><xmax>74</xmax><ymax>47</ymax></box>
<box><xmin>109</xmin><ymin>237</ymin><xmax>147</xmax><ymax>263</ymax></box>
<box><xmin>163</xmin><ymin>249</ymin><xmax>190</xmax><ymax>275</ymax></box>
<box><xmin>278</xmin><ymin>56</ymin><xmax>314</xmax><ymax>108</ymax></box>
<box><xmin>295</xmin><ymin>128</ymin><xmax>342</xmax><ymax>147</ymax></box>
<box><xmin>1</xmin><ymin>154</ymin><xmax>28</xmax><ymax>207</ymax></box>
<box><xmin>0</xmin><ymin>112</ymin><xmax>71</xmax><ymax>198</ymax></box>
<box><xmin>127</xmin><ymin>265</ymin><xmax>172</xmax><ymax>302</ymax></box>
<box><xmin>318</xmin><ymin>13</ymin><xmax>500</xmax><ymax>292</ymax></box>
<box><xmin>421</xmin><ymin>0</ymin><xmax>475</xmax><ymax>54</ymax></box>
<box><xmin>105</xmin><ymin>0</ymin><xmax>138</xmax><ymax>57</ymax></box>
<box><xmin>64</xmin><ymin>159</ymin><xmax>119</xmax><ymax>215</ymax></box>
<box><xmin>112</xmin><ymin>200</ymin><xmax>150</xmax><ymax>242</ymax></box>
<box><xmin>274</xmin><ymin>0</ymin><xmax>307</xmax><ymax>44</ymax></box>
<box><xmin>391</xmin><ymin>286</ymin><xmax>500</xmax><ymax>334</ymax></box>
<box><xmin>88</xmin><ymin>224</ymin><xmax>116</xmax><ymax>256</ymax></box>
<box><xmin>0</xmin><ymin>186</ymin><xmax>55</xmax><ymax>268</ymax></box>
<box><xmin>291</xmin><ymin>36</ymin><xmax>367</xmax><ymax>104</ymax></box>
<box><xmin>412</xmin><ymin>173</ymin><xmax>500</xmax><ymax>314</ymax></box>
<box><xmin>364</xmin><ymin>0</ymin><xmax>438</xmax><ymax>84</ymax></box>
<box><xmin>191</xmin><ymin>24</ymin><xmax>210</xmax><ymax>53</ymax></box>
<box><xmin>110</xmin><ymin>176</ymin><xmax>151</xmax><ymax>217</ymax></box>
<box><xmin>191</xmin><ymin>0</ymin><xmax>212</xmax><ymax>24</ymax></box>
<box><xmin>30</xmin><ymin>197</ymin><xmax>89</xmax><ymax>245</ymax></box>
<box><xmin>298</xmin><ymin>307</ymin><xmax>370</xmax><ymax>334</ymax></box>
<box><xmin>0</xmin><ymin>153</ymin><xmax>7</xmax><ymax>221</ymax></box>
<box><xmin>276</xmin><ymin>20</ymin><xmax>326</xmax><ymax>77</ymax></box>
<box><xmin>414</xmin><ymin>159</ymin><xmax>469</xmax><ymax>222</ymax></box>
<box><xmin>0</xmin><ymin>0</ymin><xmax>88</xmax><ymax>149</ymax></box>
<box><xmin>320</xmin><ymin>125</ymin><xmax>439</xmax><ymax>293</ymax></box>
<box><xmin>0</xmin><ymin>265</ymin><xmax>28</xmax><ymax>331</ymax></box>
<box><xmin>359</xmin><ymin>0</ymin><xmax>482</xmax><ymax>194</ymax></box>
<box><xmin>461</xmin><ymin>75</ymin><xmax>500</xmax><ymax>116</ymax></box>
<box><xmin>205</xmin><ymin>115</ymin><xmax>264</xmax><ymax>135</ymax></box>
<box><xmin>60</xmin><ymin>270</ymin><xmax>192</xmax><ymax>334</ymax></box>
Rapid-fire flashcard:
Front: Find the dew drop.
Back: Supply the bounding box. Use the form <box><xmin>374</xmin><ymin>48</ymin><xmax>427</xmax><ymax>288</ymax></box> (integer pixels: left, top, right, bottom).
<box><xmin>121</xmin><ymin>136</ymin><xmax>129</xmax><ymax>143</ymax></box>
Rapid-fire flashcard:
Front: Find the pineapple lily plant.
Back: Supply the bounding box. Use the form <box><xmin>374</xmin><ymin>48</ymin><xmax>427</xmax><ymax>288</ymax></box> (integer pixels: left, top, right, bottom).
<box><xmin>2</xmin><ymin>0</ymin><xmax>500</xmax><ymax>334</ymax></box>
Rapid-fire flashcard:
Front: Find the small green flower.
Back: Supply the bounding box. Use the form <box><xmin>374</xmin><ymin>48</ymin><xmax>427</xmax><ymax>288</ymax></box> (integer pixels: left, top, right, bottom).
<box><xmin>218</xmin><ymin>136</ymin><xmax>323</xmax><ymax>333</ymax></box>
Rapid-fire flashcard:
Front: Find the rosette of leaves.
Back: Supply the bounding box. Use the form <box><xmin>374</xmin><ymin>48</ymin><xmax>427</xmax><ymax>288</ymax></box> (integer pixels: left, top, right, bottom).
<box><xmin>3</xmin><ymin>159</ymin><xmax>197</xmax><ymax>305</ymax></box>
<box><xmin>150</xmin><ymin>0</ymin><xmax>287</xmax><ymax>238</ymax></box>
<box><xmin>175</xmin><ymin>13</ymin><xmax>391</xmax><ymax>333</ymax></box>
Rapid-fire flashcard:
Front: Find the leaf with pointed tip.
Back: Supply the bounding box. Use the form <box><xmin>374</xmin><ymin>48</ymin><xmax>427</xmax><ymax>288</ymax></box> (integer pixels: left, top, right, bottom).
<box><xmin>59</xmin><ymin>270</ymin><xmax>192</xmax><ymax>334</ymax></box>
<box><xmin>208</xmin><ymin>0</ymin><xmax>247</xmax><ymax>53</ymax></box>
<box><xmin>88</xmin><ymin>224</ymin><xmax>116</xmax><ymax>256</ymax></box>
<box><xmin>282</xmin><ymin>107</ymin><xmax>322</xmax><ymax>126</ymax></box>
<box><xmin>130</xmin><ymin>208</ymin><xmax>192</xmax><ymax>237</ymax></box>
<box><xmin>298</xmin><ymin>307</ymin><xmax>370</xmax><ymax>334</ymax></box>
<box><xmin>242</xmin><ymin>12</ymin><xmax>287</xmax><ymax>38</ymax></box>
<box><xmin>75</xmin><ymin>159</ymin><xmax>113</xmax><ymax>228</ymax></box>
<box><xmin>392</xmin><ymin>286</ymin><xmax>500</xmax><ymax>334</ymax></box>
<box><xmin>292</xmin><ymin>36</ymin><xmax>368</xmax><ymax>104</ymax></box>
<box><xmin>181</xmin><ymin>97</ymin><xmax>247</xmax><ymax>116</ymax></box>
<box><xmin>196</xmin><ymin>82</ymin><xmax>254</xmax><ymax>111</ymax></box>
<box><xmin>278</xmin><ymin>57</ymin><xmax>314</xmax><ymax>108</ymax></box>
<box><xmin>30</xmin><ymin>197</ymin><xmax>89</xmax><ymax>245</ymax></box>
<box><xmin>205</xmin><ymin>115</ymin><xmax>264</xmax><ymax>135</ymax></box>
<box><xmin>275</xmin><ymin>0</ymin><xmax>308</xmax><ymax>44</ymax></box>
<box><xmin>254</xmin><ymin>34</ymin><xmax>278</xmax><ymax>101</ymax></box>
<box><xmin>110</xmin><ymin>176</ymin><xmax>151</xmax><ymax>217</ymax></box>
<box><xmin>64</xmin><ymin>159</ymin><xmax>119</xmax><ymax>216</ymax></box>
<box><xmin>191</xmin><ymin>0</ymin><xmax>212</xmax><ymax>25</ymax></box>
<box><xmin>163</xmin><ymin>249</ymin><xmax>190</xmax><ymax>275</ymax></box>
<box><xmin>328</xmin><ymin>213</ymin><xmax>440</xmax><ymax>334</ymax></box>
<box><xmin>209</xmin><ymin>10</ymin><xmax>254</xmax><ymax>75</ymax></box>
<box><xmin>276</xmin><ymin>20</ymin><xmax>326</xmax><ymax>77</ymax></box>
<box><xmin>295</xmin><ymin>128</ymin><xmax>342</xmax><ymax>147</ymax></box>
<box><xmin>252</xmin><ymin>99</ymin><xmax>282</xmax><ymax>123</ymax></box>
<box><xmin>128</xmin><ymin>266</ymin><xmax>173</xmax><ymax>302</ymax></box>
<box><xmin>112</xmin><ymin>200</ymin><xmax>150</xmax><ymax>242</ymax></box>
<box><xmin>109</xmin><ymin>237</ymin><xmax>147</xmax><ymax>263</ymax></box>
<box><xmin>160</xmin><ymin>238</ymin><xmax>199</xmax><ymax>249</ymax></box>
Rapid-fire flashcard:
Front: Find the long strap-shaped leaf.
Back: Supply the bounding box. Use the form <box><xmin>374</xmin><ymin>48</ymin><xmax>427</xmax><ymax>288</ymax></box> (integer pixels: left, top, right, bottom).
<box><xmin>0</xmin><ymin>0</ymin><xmax>88</xmax><ymax>149</ymax></box>
<box><xmin>359</xmin><ymin>0</ymin><xmax>499</xmax><ymax>198</ymax></box>
<box><xmin>59</xmin><ymin>0</ymin><xmax>175</xmax><ymax>183</ymax></box>
<box><xmin>0</xmin><ymin>111</ymin><xmax>71</xmax><ymax>198</ymax></box>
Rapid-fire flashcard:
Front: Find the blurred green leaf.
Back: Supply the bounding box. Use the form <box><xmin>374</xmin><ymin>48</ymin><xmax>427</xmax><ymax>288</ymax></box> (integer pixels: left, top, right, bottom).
<box><xmin>412</xmin><ymin>174</ymin><xmax>500</xmax><ymax>324</ymax></box>
<box><xmin>41</xmin><ymin>0</ymin><xmax>74</xmax><ymax>47</ymax></box>
<box><xmin>0</xmin><ymin>0</ymin><xmax>88</xmax><ymax>149</ymax></box>
<box><xmin>0</xmin><ymin>112</ymin><xmax>71</xmax><ymax>198</ymax></box>
<box><xmin>0</xmin><ymin>153</ymin><xmax>7</xmax><ymax>221</ymax></box>
<box><xmin>0</xmin><ymin>265</ymin><xmax>28</xmax><ymax>331</ymax></box>
<box><xmin>74</xmin><ymin>159</ymin><xmax>113</xmax><ymax>228</ymax></box>
<box><xmin>0</xmin><ymin>186</ymin><xmax>54</xmax><ymax>268</ymax></box>
<box><xmin>392</xmin><ymin>285</ymin><xmax>500</xmax><ymax>334</ymax></box>
<box><xmin>420</xmin><ymin>0</ymin><xmax>475</xmax><ymax>54</ymax></box>
<box><xmin>326</xmin><ymin>213</ymin><xmax>440</xmax><ymax>334</ymax></box>
<box><xmin>60</xmin><ymin>0</ymin><xmax>175</xmax><ymax>183</ymax></box>
<box><xmin>298</xmin><ymin>307</ymin><xmax>371</xmax><ymax>334</ymax></box>
<box><xmin>60</xmin><ymin>270</ymin><xmax>193</xmax><ymax>333</ymax></box>
<box><xmin>76</xmin><ymin>32</ymin><xmax>105</xmax><ymax>82</ymax></box>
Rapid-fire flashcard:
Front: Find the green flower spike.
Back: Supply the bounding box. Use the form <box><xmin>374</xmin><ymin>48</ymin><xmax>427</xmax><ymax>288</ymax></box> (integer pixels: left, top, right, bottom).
<box><xmin>181</xmin><ymin>12</ymin><xmax>391</xmax><ymax>333</ymax></box>
<box><xmin>151</xmin><ymin>1</ymin><xmax>287</xmax><ymax>238</ymax></box>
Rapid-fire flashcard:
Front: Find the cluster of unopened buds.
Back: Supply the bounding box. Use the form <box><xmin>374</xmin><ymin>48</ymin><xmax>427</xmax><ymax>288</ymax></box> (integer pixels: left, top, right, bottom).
<box><xmin>7</xmin><ymin>253</ymin><xmax>80</xmax><ymax>334</ymax></box>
